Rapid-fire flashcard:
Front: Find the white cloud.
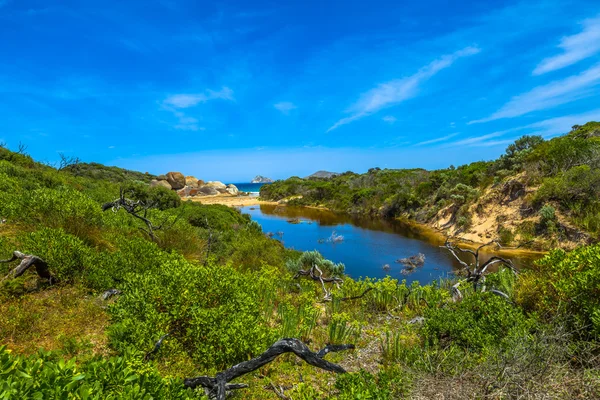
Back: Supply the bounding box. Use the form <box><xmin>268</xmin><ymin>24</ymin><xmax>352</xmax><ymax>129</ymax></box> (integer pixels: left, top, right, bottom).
<box><xmin>274</xmin><ymin>101</ymin><xmax>297</xmax><ymax>114</ymax></box>
<box><xmin>161</xmin><ymin>87</ymin><xmax>232</xmax><ymax>131</ymax></box>
<box><xmin>327</xmin><ymin>46</ymin><xmax>481</xmax><ymax>132</ymax></box>
<box><xmin>533</xmin><ymin>15</ymin><xmax>600</xmax><ymax>75</ymax></box>
<box><xmin>443</xmin><ymin>131</ymin><xmax>509</xmax><ymax>147</ymax></box>
<box><xmin>163</xmin><ymin>87</ymin><xmax>234</xmax><ymax>109</ymax></box>
<box><xmin>524</xmin><ymin>108</ymin><xmax>600</xmax><ymax>137</ymax></box>
<box><xmin>414</xmin><ymin>132</ymin><xmax>459</xmax><ymax>146</ymax></box>
<box><xmin>470</xmin><ymin>63</ymin><xmax>600</xmax><ymax>124</ymax></box>
<box><xmin>382</xmin><ymin>116</ymin><xmax>397</xmax><ymax>124</ymax></box>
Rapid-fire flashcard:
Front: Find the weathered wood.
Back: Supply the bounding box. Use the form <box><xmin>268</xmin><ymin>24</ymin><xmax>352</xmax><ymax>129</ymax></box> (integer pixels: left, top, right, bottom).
<box><xmin>1</xmin><ymin>251</ymin><xmax>56</xmax><ymax>284</ymax></box>
<box><xmin>144</xmin><ymin>333</ymin><xmax>169</xmax><ymax>361</ymax></box>
<box><xmin>184</xmin><ymin>338</ymin><xmax>354</xmax><ymax>400</ymax></box>
<box><xmin>338</xmin><ymin>288</ymin><xmax>373</xmax><ymax>302</ymax></box>
<box><xmin>442</xmin><ymin>239</ymin><xmax>517</xmax><ymax>296</ymax></box>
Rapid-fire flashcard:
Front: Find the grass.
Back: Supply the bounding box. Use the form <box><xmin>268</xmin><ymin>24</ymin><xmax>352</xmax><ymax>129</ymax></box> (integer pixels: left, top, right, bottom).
<box><xmin>0</xmin><ymin>284</ymin><xmax>109</xmax><ymax>357</ymax></box>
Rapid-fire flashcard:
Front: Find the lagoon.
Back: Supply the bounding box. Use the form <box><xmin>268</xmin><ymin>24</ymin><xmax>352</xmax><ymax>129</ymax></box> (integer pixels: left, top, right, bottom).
<box><xmin>240</xmin><ymin>204</ymin><xmax>541</xmax><ymax>283</ymax></box>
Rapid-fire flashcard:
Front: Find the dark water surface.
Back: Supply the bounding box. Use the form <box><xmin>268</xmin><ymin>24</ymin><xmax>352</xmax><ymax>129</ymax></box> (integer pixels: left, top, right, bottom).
<box><xmin>240</xmin><ymin>204</ymin><xmax>543</xmax><ymax>284</ymax></box>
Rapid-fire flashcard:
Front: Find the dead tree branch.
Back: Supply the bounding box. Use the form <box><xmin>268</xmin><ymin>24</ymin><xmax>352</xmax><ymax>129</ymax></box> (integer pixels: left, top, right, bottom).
<box><xmin>184</xmin><ymin>338</ymin><xmax>354</xmax><ymax>400</ymax></box>
<box><xmin>338</xmin><ymin>288</ymin><xmax>373</xmax><ymax>302</ymax></box>
<box><xmin>294</xmin><ymin>265</ymin><xmax>343</xmax><ymax>301</ymax></box>
<box><xmin>57</xmin><ymin>153</ymin><xmax>81</xmax><ymax>171</ymax></box>
<box><xmin>102</xmin><ymin>188</ymin><xmax>182</xmax><ymax>242</ymax></box>
<box><xmin>442</xmin><ymin>238</ymin><xmax>517</xmax><ymax>297</ymax></box>
<box><xmin>1</xmin><ymin>251</ymin><xmax>56</xmax><ymax>284</ymax></box>
<box><xmin>144</xmin><ymin>333</ymin><xmax>169</xmax><ymax>361</ymax></box>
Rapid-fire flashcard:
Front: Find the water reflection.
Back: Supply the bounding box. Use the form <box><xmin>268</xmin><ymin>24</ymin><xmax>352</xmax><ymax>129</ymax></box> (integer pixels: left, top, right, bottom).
<box><xmin>240</xmin><ymin>204</ymin><xmax>543</xmax><ymax>284</ymax></box>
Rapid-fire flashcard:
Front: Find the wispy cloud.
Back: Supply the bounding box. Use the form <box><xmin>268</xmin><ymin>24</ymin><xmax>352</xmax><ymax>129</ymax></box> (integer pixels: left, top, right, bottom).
<box><xmin>414</xmin><ymin>132</ymin><xmax>459</xmax><ymax>146</ymax></box>
<box><xmin>443</xmin><ymin>131</ymin><xmax>509</xmax><ymax>147</ymax></box>
<box><xmin>162</xmin><ymin>87</ymin><xmax>233</xmax><ymax>131</ymax></box>
<box><xmin>163</xmin><ymin>87</ymin><xmax>234</xmax><ymax>109</ymax></box>
<box><xmin>470</xmin><ymin>63</ymin><xmax>600</xmax><ymax>124</ymax></box>
<box><xmin>274</xmin><ymin>101</ymin><xmax>297</xmax><ymax>114</ymax></box>
<box><xmin>382</xmin><ymin>115</ymin><xmax>397</xmax><ymax>124</ymax></box>
<box><xmin>524</xmin><ymin>108</ymin><xmax>600</xmax><ymax>137</ymax></box>
<box><xmin>326</xmin><ymin>46</ymin><xmax>481</xmax><ymax>132</ymax></box>
<box><xmin>533</xmin><ymin>15</ymin><xmax>600</xmax><ymax>75</ymax></box>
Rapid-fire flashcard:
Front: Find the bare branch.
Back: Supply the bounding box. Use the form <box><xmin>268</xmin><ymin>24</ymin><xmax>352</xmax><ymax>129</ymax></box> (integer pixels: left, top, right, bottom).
<box><xmin>1</xmin><ymin>251</ymin><xmax>56</xmax><ymax>284</ymax></box>
<box><xmin>144</xmin><ymin>333</ymin><xmax>169</xmax><ymax>361</ymax></box>
<box><xmin>184</xmin><ymin>338</ymin><xmax>354</xmax><ymax>400</ymax></box>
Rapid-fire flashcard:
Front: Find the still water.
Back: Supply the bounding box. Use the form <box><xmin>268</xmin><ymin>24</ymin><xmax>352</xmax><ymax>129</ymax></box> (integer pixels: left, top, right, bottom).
<box><xmin>240</xmin><ymin>204</ymin><xmax>542</xmax><ymax>284</ymax></box>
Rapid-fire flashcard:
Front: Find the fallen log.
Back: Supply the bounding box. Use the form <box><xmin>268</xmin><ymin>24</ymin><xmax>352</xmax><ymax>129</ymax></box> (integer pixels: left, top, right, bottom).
<box><xmin>1</xmin><ymin>251</ymin><xmax>56</xmax><ymax>284</ymax></box>
<box><xmin>184</xmin><ymin>338</ymin><xmax>354</xmax><ymax>400</ymax></box>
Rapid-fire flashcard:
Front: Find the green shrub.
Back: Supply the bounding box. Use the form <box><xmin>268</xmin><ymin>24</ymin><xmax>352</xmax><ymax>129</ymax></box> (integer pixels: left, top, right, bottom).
<box><xmin>108</xmin><ymin>259</ymin><xmax>278</xmax><ymax>369</ymax></box>
<box><xmin>423</xmin><ymin>292</ymin><xmax>531</xmax><ymax>350</ymax></box>
<box><xmin>334</xmin><ymin>367</ymin><xmax>411</xmax><ymax>399</ymax></box>
<box><xmin>285</xmin><ymin>250</ymin><xmax>345</xmax><ymax>277</ymax></box>
<box><xmin>516</xmin><ymin>245</ymin><xmax>600</xmax><ymax>336</ymax></box>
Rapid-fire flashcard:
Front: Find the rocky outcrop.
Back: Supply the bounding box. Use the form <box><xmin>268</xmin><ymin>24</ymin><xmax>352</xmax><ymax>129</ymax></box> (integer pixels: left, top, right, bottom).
<box><xmin>198</xmin><ymin>185</ymin><xmax>219</xmax><ymax>196</ymax></box>
<box><xmin>166</xmin><ymin>172</ymin><xmax>186</xmax><ymax>190</ymax></box>
<box><xmin>251</xmin><ymin>175</ymin><xmax>273</xmax><ymax>183</ymax></box>
<box><xmin>185</xmin><ymin>176</ymin><xmax>200</xmax><ymax>188</ymax></box>
<box><xmin>305</xmin><ymin>171</ymin><xmax>338</xmax><ymax>179</ymax></box>
<box><xmin>151</xmin><ymin>179</ymin><xmax>172</xmax><ymax>190</ymax></box>
<box><xmin>152</xmin><ymin>172</ymin><xmax>238</xmax><ymax>199</ymax></box>
<box><xmin>226</xmin><ymin>184</ymin><xmax>239</xmax><ymax>195</ymax></box>
<box><xmin>205</xmin><ymin>181</ymin><xmax>227</xmax><ymax>190</ymax></box>
<box><xmin>177</xmin><ymin>186</ymin><xmax>199</xmax><ymax>197</ymax></box>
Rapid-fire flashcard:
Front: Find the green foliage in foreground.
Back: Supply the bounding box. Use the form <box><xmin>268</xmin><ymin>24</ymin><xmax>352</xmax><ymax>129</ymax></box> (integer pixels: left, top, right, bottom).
<box><xmin>0</xmin><ymin>346</ymin><xmax>196</xmax><ymax>399</ymax></box>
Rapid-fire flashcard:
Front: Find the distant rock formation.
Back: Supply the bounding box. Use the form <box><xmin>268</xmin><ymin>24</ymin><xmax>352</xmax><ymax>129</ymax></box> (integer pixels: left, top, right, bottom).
<box><xmin>150</xmin><ymin>173</ymin><xmax>240</xmax><ymax>199</ymax></box>
<box><xmin>251</xmin><ymin>175</ymin><xmax>273</xmax><ymax>183</ymax></box>
<box><xmin>305</xmin><ymin>170</ymin><xmax>339</xmax><ymax>179</ymax></box>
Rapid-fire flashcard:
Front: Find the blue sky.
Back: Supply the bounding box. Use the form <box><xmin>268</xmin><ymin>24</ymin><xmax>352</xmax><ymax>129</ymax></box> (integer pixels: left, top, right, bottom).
<box><xmin>1</xmin><ymin>0</ymin><xmax>600</xmax><ymax>181</ymax></box>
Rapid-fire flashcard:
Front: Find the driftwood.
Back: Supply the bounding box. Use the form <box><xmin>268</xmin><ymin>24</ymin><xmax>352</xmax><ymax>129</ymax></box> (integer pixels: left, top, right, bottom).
<box><xmin>338</xmin><ymin>287</ymin><xmax>373</xmax><ymax>302</ymax></box>
<box><xmin>1</xmin><ymin>251</ymin><xmax>56</xmax><ymax>284</ymax></box>
<box><xmin>144</xmin><ymin>333</ymin><xmax>169</xmax><ymax>361</ymax></box>
<box><xmin>442</xmin><ymin>239</ymin><xmax>517</xmax><ymax>300</ymax></box>
<box><xmin>294</xmin><ymin>265</ymin><xmax>343</xmax><ymax>301</ymax></box>
<box><xmin>184</xmin><ymin>338</ymin><xmax>354</xmax><ymax>400</ymax></box>
<box><xmin>100</xmin><ymin>288</ymin><xmax>122</xmax><ymax>301</ymax></box>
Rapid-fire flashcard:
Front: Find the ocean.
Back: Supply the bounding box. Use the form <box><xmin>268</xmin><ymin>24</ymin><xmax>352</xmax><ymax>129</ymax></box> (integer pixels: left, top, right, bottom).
<box><xmin>230</xmin><ymin>182</ymin><xmax>269</xmax><ymax>196</ymax></box>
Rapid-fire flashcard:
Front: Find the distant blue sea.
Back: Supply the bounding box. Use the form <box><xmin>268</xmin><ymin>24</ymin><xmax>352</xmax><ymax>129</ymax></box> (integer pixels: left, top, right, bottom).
<box><xmin>230</xmin><ymin>182</ymin><xmax>270</xmax><ymax>195</ymax></box>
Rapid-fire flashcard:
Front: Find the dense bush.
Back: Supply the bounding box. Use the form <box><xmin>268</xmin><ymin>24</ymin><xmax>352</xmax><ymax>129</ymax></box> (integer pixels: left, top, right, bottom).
<box><xmin>108</xmin><ymin>259</ymin><xmax>279</xmax><ymax>369</ymax></box>
<box><xmin>516</xmin><ymin>245</ymin><xmax>600</xmax><ymax>336</ymax></box>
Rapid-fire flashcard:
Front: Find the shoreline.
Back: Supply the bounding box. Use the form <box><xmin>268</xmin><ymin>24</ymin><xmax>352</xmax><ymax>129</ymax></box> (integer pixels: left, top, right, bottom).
<box><xmin>188</xmin><ymin>195</ymin><xmax>278</xmax><ymax>207</ymax></box>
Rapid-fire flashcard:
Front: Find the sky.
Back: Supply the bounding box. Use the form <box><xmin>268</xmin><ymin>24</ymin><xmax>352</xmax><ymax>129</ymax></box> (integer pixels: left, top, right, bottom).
<box><xmin>1</xmin><ymin>0</ymin><xmax>600</xmax><ymax>182</ymax></box>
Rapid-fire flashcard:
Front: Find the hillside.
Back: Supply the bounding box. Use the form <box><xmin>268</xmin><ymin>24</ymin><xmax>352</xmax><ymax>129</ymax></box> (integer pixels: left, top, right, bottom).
<box><xmin>1</xmin><ymin>142</ymin><xmax>599</xmax><ymax>398</ymax></box>
<box><xmin>262</xmin><ymin>122</ymin><xmax>600</xmax><ymax>250</ymax></box>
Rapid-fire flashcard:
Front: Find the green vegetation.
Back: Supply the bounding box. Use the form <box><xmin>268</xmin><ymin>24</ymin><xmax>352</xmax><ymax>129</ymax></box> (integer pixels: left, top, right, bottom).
<box><xmin>262</xmin><ymin>122</ymin><xmax>600</xmax><ymax>248</ymax></box>
<box><xmin>1</xmin><ymin>135</ymin><xmax>599</xmax><ymax>399</ymax></box>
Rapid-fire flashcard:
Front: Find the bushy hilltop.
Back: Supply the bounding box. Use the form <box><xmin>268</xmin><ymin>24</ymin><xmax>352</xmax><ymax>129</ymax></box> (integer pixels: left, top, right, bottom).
<box><xmin>261</xmin><ymin>122</ymin><xmax>600</xmax><ymax>250</ymax></box>
<box><xmin>0</xmin><ymin>142</ymin><xmax>599</xmax><ymax>398</ymax></box>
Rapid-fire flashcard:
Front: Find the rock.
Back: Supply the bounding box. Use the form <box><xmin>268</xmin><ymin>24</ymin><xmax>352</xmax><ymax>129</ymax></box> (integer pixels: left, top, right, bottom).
<box><xmin>151</xmin><ymin>179</ymin><xmax>172</xmax><ymax>190</ymax></box>
<box><xmin>251</xmin><ymin>175</ymin><xmax>274</xmax><ymax>183</ymax></box>
<box><xmin>225</xmin><ymin>184</ymin><xmax>239</xmax><ymax>195</ymax></box>
<box><xmin>185</xmin><ymin>176</ymin><xmax>200</xmax><ymax>188</ymax></box>
<box><xmin>198</xmin><ymin>185</ymin><xmax>219</xmax><ymax>196</ymax></box>
<box><xmin>156</xmin><ymin>174</ymin><xmax>167</xmax><ymax>181</ymax></box>
<box><xmin>205</xmin><ymin>181</ymin><xmax>227</xmax><ymax>190</ymax></box>
<box><xmin>166</xmin><ymin>172</ymin><xmax>185</xmax><ymax>190</ymax></box>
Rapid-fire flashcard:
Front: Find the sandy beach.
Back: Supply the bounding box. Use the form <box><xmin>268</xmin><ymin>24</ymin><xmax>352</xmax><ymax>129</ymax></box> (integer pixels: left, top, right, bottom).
<box><xmin>188</xmin><ymin>195</ymin><xmax>278</xmax><ymax>207</ymax></box>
